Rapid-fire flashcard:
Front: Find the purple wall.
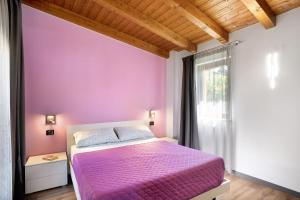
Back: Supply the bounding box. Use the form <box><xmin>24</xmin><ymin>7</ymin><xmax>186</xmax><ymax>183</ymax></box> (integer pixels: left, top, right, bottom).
<box><xmin>23</xmin><ymin>5</ymin><xmax>166</xmax><ymax>157</ymax></box>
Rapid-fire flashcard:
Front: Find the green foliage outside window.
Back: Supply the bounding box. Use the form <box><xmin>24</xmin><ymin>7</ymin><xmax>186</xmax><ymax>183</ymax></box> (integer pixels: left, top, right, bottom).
<box><xmin>204</xmin><ymin>66</ymin><xmax>228</xmax><ymax>103</ymax></box>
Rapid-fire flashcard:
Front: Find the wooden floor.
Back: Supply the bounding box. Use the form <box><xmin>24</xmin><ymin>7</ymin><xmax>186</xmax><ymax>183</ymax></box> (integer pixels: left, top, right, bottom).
<box><xmin>26</xmin><ymin>174</ymin><xmax>300</xmax><ymax>200</ymax></box>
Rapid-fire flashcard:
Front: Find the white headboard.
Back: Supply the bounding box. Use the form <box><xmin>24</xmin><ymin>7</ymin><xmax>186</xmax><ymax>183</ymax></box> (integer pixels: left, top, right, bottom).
<box><xmin>66</xmin><ymin>120</ymin><xmax>149</xmax><ymax>159</ymax></box>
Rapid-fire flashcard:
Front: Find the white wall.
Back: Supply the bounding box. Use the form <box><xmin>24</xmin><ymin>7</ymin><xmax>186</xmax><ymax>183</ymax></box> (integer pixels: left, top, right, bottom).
<box><xmin>197</xmin><ymin>7</ymin><xmax>300</xmax><ymax>192</ymax></box>
<box><xmin>166</xmin><ymin>50</ymin><xmax>191</xmax><ymax>138</ymax></box>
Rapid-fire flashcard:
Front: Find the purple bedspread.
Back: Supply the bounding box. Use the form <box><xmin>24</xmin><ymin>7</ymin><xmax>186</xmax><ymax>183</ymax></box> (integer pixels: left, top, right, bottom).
<box><xmin>72</xmin><ymin>141</ymin><xmax>224</xmax><ymax>200</ymax></box>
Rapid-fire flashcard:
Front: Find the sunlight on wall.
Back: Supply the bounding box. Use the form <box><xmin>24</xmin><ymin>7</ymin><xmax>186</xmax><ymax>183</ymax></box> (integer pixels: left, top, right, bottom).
<box><xmin>266</xmin><ymin>52</ymin><xmax>279</xmax><ymax>90</ymax></box>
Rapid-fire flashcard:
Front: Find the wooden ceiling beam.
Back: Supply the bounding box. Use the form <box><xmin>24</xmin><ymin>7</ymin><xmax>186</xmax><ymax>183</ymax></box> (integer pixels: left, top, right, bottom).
<box><xmin>93</xmin><ymin>0</ymin><xmax>197</xmax><ymax>52</ymax></box>
<box><xmin>164</xmin><ymin>0</ymin><xmax>229</xmax><ymax>44</ymax></box>
<box><xmin>22</xmin><ymin>0</ymin><xmax>169</xmax><ymax>58</ymax></box>
<box><xmin>241</xmin><ymin>0</ymin><xmax>276</xmax><ymax>28</ymax></box>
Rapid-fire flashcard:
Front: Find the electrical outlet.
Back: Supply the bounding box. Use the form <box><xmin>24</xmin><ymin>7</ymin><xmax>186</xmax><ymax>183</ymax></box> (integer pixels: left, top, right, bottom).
<box><xmin>46</xmin><ymin>130</ymin><xmax>54</xmax><ymax>136</ymax></box>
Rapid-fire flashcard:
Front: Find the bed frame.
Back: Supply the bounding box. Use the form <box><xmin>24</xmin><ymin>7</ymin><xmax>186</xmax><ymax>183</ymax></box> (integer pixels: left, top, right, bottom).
<box><xmin>67</xmin><ymin>120</ymin><xmax>230</xmax><ymax>200</ymax></box>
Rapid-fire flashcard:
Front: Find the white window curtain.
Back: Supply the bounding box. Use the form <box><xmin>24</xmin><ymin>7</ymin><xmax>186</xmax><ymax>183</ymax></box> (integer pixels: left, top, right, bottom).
<box><xmin>166</xmin><ymin>51</ymin><xmax>191</xmax><ymax>139</ymax></box>
<box><xmin>195</xmin><ymin>47</ymin><xmax>233</xmax><ymax>171</ymax></box>
<box><xmin>0</xmin><ymin>0</ymin><xmax>12</xmax><ymax>199</ymax></box>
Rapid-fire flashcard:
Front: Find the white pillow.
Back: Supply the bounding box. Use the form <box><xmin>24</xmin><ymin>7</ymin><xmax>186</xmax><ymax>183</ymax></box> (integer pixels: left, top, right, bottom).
<box><xmin>114</xmin><ymin>125</ymin><xmax>154</xmax><ymax>141</ymax></box>
<box><xmin>73</xmin><ymin>128</ymin><xmax>119</xmax><ymax>147</ymax></box>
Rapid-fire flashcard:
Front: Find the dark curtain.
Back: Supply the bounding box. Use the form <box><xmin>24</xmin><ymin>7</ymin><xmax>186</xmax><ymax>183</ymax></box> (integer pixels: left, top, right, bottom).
<box><xmin>8</xmin><ymin>0</ymin><xmax>25</xmax><ymax>199</ymax></box>
<box><xmin>179</xmin><ymin>55</ymin><xmax>200</xmax><ymax>149</ymax></box>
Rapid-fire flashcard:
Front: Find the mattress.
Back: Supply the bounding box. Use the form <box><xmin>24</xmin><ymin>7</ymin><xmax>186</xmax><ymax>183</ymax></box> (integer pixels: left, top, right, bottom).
<box><xmin>72</xmin><ymin>140</ymin><xmax>225</xmax><ymax>200</ymax></box>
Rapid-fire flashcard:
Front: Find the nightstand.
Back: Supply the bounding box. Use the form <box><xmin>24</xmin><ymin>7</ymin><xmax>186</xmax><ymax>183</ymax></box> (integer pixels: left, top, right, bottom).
<box><xmin>25</xmin><ymin>152</ymin><xmax>68</xmax><ymax>194</ymax></box>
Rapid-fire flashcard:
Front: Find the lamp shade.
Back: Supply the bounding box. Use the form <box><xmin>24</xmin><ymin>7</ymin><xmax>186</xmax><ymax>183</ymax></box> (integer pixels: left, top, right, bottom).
<box><xmin>149</xmin><ymin>110</ymin><xmax>156</xmax><ymax>120</ymax></box>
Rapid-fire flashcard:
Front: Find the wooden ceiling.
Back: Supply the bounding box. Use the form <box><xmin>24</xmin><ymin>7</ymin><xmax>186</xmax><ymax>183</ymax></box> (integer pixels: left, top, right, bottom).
<box><xmin>23</xmin><ymin>0</ymin><xmax>300</xmax><ymax>58</ymax></box>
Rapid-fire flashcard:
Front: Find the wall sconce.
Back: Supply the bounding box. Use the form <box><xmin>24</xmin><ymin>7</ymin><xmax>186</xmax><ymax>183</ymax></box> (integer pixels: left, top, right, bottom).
<box><xmin>45</xmin><ymin>114</ymin><xmax>56</xmax><ymax>136</ymax></box>
<box><xmin>46</xmin><ymin>114</ymin><xmax>56</xmax><ymax>125</ymax></box>
<box><xmin>149</xmin><ymin>110</ymin><xmax>156</xmax><ymax>126</ymax></box>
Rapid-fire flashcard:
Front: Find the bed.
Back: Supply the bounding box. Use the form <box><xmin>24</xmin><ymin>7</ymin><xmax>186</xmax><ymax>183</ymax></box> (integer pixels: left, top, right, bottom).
<box><xmin>67</xmin><ymin>120</ymin><xmax>230</xmax><ymax>200</ymax></box>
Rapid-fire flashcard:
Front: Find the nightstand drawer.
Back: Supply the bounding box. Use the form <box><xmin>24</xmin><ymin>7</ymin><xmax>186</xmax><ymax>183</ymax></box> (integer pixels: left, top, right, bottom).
<box><xmin>26</xmin><ymin>160</ymin><xmax>67</xmax><ymax>180</ymax></box>
<box><xmin>25</xmin><ymin>173</ymin><xmax>67</xmax><ymax>194</ymax></box>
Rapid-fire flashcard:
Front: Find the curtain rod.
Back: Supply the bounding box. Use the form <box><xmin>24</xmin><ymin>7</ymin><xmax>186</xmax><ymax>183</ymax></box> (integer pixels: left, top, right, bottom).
<box><xmin>193</xmin><ymin>40</ymin><xmax>242</xmax><ymax>56</ymax></box>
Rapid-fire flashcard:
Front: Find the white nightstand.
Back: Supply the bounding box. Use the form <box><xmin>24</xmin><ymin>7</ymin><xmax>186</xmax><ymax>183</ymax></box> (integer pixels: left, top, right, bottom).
<box><xmin>25</xmin><ymin>152</ymin><xmax>68</xmax><ymax>194</ymax></box>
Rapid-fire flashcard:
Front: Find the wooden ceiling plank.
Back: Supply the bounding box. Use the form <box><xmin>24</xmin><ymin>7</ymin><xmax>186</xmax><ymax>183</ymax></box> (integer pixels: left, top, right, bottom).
<box><xmin>241</xmin><ymin>0</ymin><xmax>276</xmax><ymax>28</ymax></box>
<box><xmin>117</xmin><ymin>19</ymin><xmax>134</xmax><ymax>32</ymax></box>
<box><xmin>80</xmin><ymin>0</ymin><xmax>94</xmax><ymax>16</ymax></box>
<box><xmin>151</xmin><ymin>3</ymin><xmax>170</xmax><ymax>19</ymax></box>
<box><xmin>213</xmin><ymin>1</ymin><xmax>249</xmax><ymax>19</ymax></box>
<box><xmin>101</xmin><ymin>9</ymin><xmax>115</xmax><ymax>23</ymax></box>
<box><xmin>165</xmin><ymin>14</ymin><xmax>186</xmax><ymax>27</ymax></box>
<box><xmin>193</xmin><ymin>0</ymin><xmax>210</xmax><ymax>7</ymax></box>
<box><xmin>54</xmin><ymin>0</ymin><xmax>65</xmax><ymax>6</ymax></box>
<box><xmin>87</xmin><ymin>3</ymin><xmax>101</xmax><ymax>19</ymax></box>
<box><xmin>22</xmin><ymin>0</ymin><xmax>169</xmax><ymax>58</ymax></box>
<box><xmin>108</xmin><ymin>14</ymin><xmax>124</xmax><ymax>28</ymax></box>
<box><xmin>164</xmin><ymin>0</ymin><xmax>229</xmax><ymax>43</ymax></box>
<box><xmin>155</xmin><ymin>9</ymin><xmax>176</xmax><ymax>24</ymax></box>
<box><xmin>144</xmin><ymin>0</ymin><xmax>163</xmax><ymax>16</ymax></box>
<box><xmin>136</xmin><ymin>29</ymin><xmax>154</xmax><ymax>41</ymax></box>
<box><xmin>179</xmin><ymin>25</ymin><xmax>199</xmax><ymax>36</ymax></box>
<box><xmin>136</xmin><ymin>0</ymin><xmax>153</xmax><ymax>12</ymax></box>
<box><xmin>93</xmin><ymin>0</ymin><xmax>197</xmax><ymax>52</ymax></box>
<box><xmin>267</xmin><ymin>0</ymin><xmax>300</xmax><ymax>15</ymax></box>
<box><xmin>198</xmin><ymin>0</ymin><xmax>224</xmax><ymax>11</ymax></box>
<box><xmin>173</xmin><ymin>21</ymin><xmax>191</xmax><ymax>33</ymax></box>
<box><xmin>193</xmin><ymin>34</ymin><xmax>212</xmax><ymax>44</ymax></box>
<box><xmin>128</xmin><ymin>0</ymin><xmax>142</xmax><ymax>8</ymax></box>
<box><xmin>72</xmin><ymin>0</ymin><xmax>86</xmax><ymax>13</ymax></box>
<box><xmin>188</xmin><ymin>31</ymin><xmax>207</xmax><ymax>41</ymax></box>
<box><xmin>95</xmin><ymin>7</ymin><xmax>108</xmax><ymax>21</ymax></box>
<box><xmin>205</xmin><ymin>0</ymin><xmax>240</xmax><ymax>17</ymax></box>
<box><xmin>63</xmin><ymin>0</ymin><xmax>73</xmax><ymax>10</ymax></box>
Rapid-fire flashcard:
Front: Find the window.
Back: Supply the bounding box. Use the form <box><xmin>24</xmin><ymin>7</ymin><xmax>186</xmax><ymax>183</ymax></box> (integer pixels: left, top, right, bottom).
<box><xmin>195</xmin><ymin>49</ymin><xmax>230</xmax><ymax>121</ymax></box>
<box><xmin>194</xmin><ymin>47</ymin><xmax>233</xmax><ymax>171</ymax></box>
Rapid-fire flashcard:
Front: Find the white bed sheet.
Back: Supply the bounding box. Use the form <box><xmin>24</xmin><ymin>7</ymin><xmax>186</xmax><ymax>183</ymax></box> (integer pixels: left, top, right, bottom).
<box><xmin>70</xmin><ymin>137</ymin><xmax>164</xmax><ymax>161</ymax></box>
